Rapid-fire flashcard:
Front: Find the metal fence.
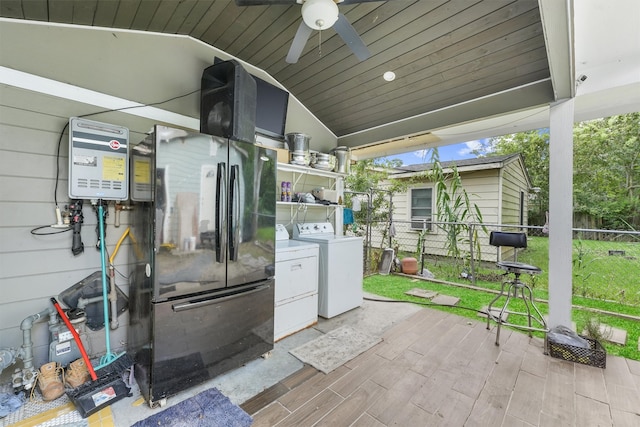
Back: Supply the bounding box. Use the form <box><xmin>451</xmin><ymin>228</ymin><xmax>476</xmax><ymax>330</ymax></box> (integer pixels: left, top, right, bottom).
<box><xmin>346</xmin><ymin>220</ymin><xmax>640</xmax><ymax>306</ymax></box>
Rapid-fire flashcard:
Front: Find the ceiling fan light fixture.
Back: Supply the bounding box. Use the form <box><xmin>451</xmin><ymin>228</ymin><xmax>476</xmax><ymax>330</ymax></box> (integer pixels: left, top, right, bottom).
<box><xmin>302</xmin><ymin>0</ymin><xmax>339</xmax><ymax>30</ymax></box>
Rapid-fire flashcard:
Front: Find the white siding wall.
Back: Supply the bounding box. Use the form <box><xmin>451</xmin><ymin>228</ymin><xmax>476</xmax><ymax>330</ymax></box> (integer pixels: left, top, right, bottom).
<box><xmin>500</xmin><ymin>159</ymin><xmax>530</xmax><ymax>227</ymax></box>
<box><xmin>455</xmin><ymin>169</ymin><xmax>502</xmax><ymax>225</ymax></box>
<box><xmin>461</xmin><ymin>169</ymin><xmax>502</xmax><ymax>262</ymax></box>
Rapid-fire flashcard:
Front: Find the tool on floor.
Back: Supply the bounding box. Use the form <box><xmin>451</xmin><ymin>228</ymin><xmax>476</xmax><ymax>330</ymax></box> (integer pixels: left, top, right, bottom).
<box><xmin>51</xmin><ymin>297</ymin><xmax>130</xmax><ymax>417</ymax></box>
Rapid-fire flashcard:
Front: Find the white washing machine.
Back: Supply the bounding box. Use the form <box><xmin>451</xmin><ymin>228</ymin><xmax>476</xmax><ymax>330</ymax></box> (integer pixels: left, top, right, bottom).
<box><xmin>293</xmin><ymin>222</ymin><xmax>363</xmax><ymax>318</ymax></box>
<box><xmin>274</xmin><ymin>224</ymin><xmax>319</xmax><ymax>341</ymax></box>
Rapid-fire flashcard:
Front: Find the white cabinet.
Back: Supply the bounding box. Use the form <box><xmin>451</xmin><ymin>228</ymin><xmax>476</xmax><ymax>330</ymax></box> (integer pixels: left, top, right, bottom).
<box><xmin>276</xmin><ymin>163</ymin><xmax>345</xmax><ymax>233</ymax></box>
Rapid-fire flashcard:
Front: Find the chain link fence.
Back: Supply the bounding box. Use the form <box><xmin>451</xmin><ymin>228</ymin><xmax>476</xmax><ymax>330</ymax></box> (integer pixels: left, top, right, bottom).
<box><xmin>346</xmin><ymin>219</ymin><xmax>640</xmax><ymax>306</ymax></box>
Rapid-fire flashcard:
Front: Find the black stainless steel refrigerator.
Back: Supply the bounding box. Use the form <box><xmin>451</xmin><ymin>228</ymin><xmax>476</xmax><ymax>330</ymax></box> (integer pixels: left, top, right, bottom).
<box><xmin>128</xmin><ymin>125</ymin><xmax>276</xmax><ymax>405</ymax></box>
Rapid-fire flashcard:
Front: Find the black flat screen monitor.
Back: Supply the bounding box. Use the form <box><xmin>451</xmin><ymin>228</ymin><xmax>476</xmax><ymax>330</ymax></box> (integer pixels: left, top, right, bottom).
<box><xmin>255</xmin><ymin>77</ymin><xmax>289</xmax><ymax>140</ymax></box>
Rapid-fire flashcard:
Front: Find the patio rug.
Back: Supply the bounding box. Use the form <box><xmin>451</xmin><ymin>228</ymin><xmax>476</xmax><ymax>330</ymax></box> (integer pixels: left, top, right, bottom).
<box><xmin>290</xmin><ymin>325</ymin><xmax>382</xmax><ymax>374</ymax></box>
<box><xmin>131</xmin><ymin>388</ymin><xmax>252</xmax><ymax>427</ymax></box>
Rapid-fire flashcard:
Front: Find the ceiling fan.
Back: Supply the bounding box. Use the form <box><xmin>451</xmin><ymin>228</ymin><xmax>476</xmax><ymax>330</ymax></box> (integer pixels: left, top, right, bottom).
<box><xmin>235</xmin><ymin>0</ymin><xmax>372</xmax><ymax>63</ymax></box>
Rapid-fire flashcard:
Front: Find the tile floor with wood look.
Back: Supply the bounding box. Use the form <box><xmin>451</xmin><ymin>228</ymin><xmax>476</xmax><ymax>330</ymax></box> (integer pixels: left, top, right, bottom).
<box><xmin>243</xmin><ymin>308</ymin><xmax>640</xmax><ymax>427</ymax></box>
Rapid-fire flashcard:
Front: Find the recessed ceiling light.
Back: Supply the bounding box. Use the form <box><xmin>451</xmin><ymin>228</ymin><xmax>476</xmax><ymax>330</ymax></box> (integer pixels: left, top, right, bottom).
<box><xmin>383</xmin><ymin>71</ymin><xmax>396</xmax><ymax>82</ymax></box>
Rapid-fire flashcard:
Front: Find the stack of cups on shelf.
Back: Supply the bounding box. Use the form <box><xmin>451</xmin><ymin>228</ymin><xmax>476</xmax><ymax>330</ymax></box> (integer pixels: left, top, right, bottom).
<box><xmin>280</xmin><ymin>181</ymin><xmax>292</xmax><ymax>202</ymax></box>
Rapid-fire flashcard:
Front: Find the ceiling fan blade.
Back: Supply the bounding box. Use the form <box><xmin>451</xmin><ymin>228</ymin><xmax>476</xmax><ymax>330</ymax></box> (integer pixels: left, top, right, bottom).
<box><xmin>235</xmin><ymin>0</ymin><xmax>297</xmax><ymax>6</ymax></box>
<box><xmin>333</xmin><ymin>13</ymin><xmax>371</xmax><ymax>61</ymax></box>
<box><xmin>286</xmin><ymin>21</ymin><xmax>313</xmax><ymax>63</ymax></box>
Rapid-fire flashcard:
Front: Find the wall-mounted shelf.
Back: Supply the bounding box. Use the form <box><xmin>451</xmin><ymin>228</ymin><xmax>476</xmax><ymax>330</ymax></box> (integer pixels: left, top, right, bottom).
<box><xmin>276</xmin><ymin>201</ymin><xmax>340</xmax><ymax>208</ymax></box>
<box><xmin>277</xmin><ymin>162</ymin><xmax>346</xmax><ymax>179</ymax></box>
<box><xmin>276</xmin><ymin>162</ymin><xmax>345</xmax><ymax>234</ymax></box>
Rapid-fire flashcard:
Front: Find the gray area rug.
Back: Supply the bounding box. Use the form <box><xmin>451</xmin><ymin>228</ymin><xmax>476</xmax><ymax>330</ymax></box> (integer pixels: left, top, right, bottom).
<box><xmin>131</xmin><ymin>388</ymin><xmax>252</xmax><ymax>427</ymax></box>
<box><xmin>289</xmin><ymin>325</ymin><xmax>382</xmax><ymax>374</ymax></box>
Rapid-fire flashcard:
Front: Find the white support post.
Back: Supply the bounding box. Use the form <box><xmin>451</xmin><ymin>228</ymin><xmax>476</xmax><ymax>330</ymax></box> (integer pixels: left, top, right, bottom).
<box><xmin>547</xmin><ymin>99</ymin><xmax>575</xmax><ymax>329</ymax></box>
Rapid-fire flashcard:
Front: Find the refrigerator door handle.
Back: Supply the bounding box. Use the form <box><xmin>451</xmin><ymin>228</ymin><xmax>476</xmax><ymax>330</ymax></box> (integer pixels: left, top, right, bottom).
<box><xmin>171</xmin><ymin>284</ymin><xmax>270</xmax><ymax>312</ymax></box>
<box><xmin>215</xmin><ymin>162</ymin><xmax>227</xmax><ymax>263</ymax></box>
<box><xmin>228</xmin><ymin>164</ymin><xmax>240</xmax><ymax>261</ymax></box>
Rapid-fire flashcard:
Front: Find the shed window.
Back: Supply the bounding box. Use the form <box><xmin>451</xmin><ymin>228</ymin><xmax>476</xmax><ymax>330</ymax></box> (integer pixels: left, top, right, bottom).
<box><xmin>410</xmin><ymin>188</ymin><xmax>433</xmax><ymax>230</ymax></box>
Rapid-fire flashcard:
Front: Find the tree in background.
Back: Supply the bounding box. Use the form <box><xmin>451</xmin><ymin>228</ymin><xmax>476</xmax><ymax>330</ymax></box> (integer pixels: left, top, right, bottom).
<box><xmin>476</xmin><ymin>112</ymin><xmax>639</xmax><ymax>230</ymax></box>
<box><xmin>573</xmin><ymin>113</ymin><xmax>639</xmax><ymax>229</ymax></box>
<box><xmin>473</xmin><ymin>129</ymin><xmax>549</xmax><ymax>226</ymax></box>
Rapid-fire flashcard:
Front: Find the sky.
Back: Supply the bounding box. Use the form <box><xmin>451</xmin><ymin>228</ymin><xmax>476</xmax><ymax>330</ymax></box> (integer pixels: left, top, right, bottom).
<box><xmin>380</xmin><ymin>139</ymin><xmax>490</xmax><ymax>166</ymax></box>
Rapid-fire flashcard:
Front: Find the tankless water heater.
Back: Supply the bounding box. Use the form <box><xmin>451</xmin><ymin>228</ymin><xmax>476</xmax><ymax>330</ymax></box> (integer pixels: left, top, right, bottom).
<box><xmin>68</xmin><ymin>117</ymin><xmax>129</xmax><ymax>200</ymax></box>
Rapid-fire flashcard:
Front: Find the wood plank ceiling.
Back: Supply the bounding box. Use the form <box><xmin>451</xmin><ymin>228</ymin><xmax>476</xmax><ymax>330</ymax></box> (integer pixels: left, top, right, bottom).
<box><xmin>0</xmin><ymin>0</ymin><xmax>551</xmax><ymax>139</ymax></box>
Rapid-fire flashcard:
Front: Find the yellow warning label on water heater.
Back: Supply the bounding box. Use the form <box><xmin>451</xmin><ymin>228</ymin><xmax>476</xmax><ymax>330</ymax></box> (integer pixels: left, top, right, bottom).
<box><xmin>102</xmin><ymin>156</ymin><xmax>126</xmax><ymax>181</ymax></box>
<box><xmin>134</xmin><ymin>158</ymin><xmax>151</xmax><ymax>184</ymax></box>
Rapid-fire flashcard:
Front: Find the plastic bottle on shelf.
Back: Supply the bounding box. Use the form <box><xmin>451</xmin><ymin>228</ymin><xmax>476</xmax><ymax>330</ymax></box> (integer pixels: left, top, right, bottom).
<box><xmin>281</xmin><ymin>181</ymin><xmax>287</xmax><ymax>202</ymax></box>
<box><xmin>286</xmin><ymin>182</ymin><xmax>292</xmax><ymax>202</ymax></box>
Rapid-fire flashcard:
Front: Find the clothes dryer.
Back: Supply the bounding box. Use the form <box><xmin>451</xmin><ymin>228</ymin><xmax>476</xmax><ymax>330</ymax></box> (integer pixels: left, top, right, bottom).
<box><xmin>293</xmin><ymin>223</ymin><xmax>363</xmax><ymax>318</ymax></box>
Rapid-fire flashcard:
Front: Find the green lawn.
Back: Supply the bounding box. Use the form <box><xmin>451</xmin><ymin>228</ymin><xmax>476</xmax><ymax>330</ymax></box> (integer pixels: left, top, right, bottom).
<box><xmin>408</xmin><ymin>237</ymin><xmax>640</xmax><ymax>308</ymax></box>
<box><xmin>523</xmin><ymin>236</ymin><xmax>640</xmax><ymax>304</ymax></box>
<box><xmin>364</xmin><ymin>274</ymin><xmax>640</xmax><ymax>361</ymax></box>
<box><xmin>416</xmin><ymin>236</ymin><xmax>640</xmax><ymax>306</ymax></box>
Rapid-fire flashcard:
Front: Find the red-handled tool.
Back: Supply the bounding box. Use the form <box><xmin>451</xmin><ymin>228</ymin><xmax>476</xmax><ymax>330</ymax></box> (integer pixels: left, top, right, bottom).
<box><xmin>50</xmin><ymin>297</ymin><xmax>97</xmax><ymax>381</ymax></box>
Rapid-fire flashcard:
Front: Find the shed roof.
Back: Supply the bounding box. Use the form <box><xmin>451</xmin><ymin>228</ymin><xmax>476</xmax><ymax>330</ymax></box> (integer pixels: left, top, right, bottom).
<box><xmin>393</xmin><ymin>153</ymin><xmax>522</xmax><ymax>174</ymax></box>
